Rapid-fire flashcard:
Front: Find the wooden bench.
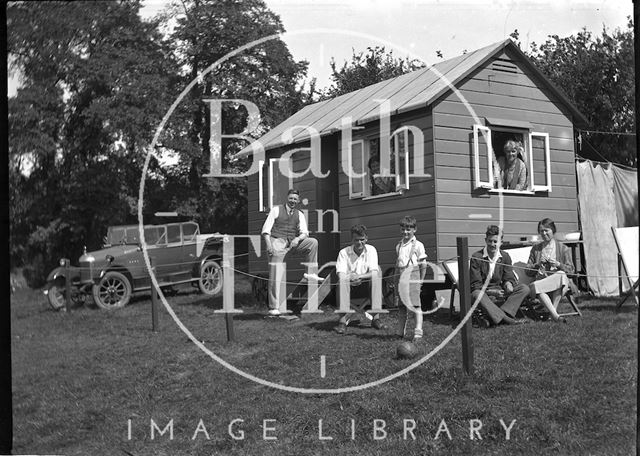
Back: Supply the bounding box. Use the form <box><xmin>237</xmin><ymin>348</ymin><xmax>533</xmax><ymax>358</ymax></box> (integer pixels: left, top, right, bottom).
<box><xmin>437</xmin><ymin>245</ymin><xmax>581</xmax><ymax>320</ymax></box>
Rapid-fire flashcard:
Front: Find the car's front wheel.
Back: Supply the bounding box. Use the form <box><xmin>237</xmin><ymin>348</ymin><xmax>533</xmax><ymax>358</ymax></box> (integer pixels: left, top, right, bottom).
<box><xmin>92</xmin><ymin>271</ymin><xmax>132</xmax><ymax>310</ymax></box>
<box><xmin>46</xmin><ymin>284</ymin><xmax>66</xmax><ymax>311</ymax></box>
<box><xmin>199</xmin><ymin>260</ymin><xmax>223</xmax><ymax>296</ymax></box>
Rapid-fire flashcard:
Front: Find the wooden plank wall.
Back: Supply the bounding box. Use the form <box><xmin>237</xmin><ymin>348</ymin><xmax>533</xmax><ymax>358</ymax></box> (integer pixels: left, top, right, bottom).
<box><xmin>337</xmin><ymin>109</ymin><xmax>436</xmax><ymax>274</ymax></box>
<box><xmin>433</xmin><ymin>48</ymin><xmax>579</xmax><ymax>261</ymax></box>
<box><xmin>247</xmin><ymin>136</ymin><xmax>338</xmax><ymax>276</ymax></box>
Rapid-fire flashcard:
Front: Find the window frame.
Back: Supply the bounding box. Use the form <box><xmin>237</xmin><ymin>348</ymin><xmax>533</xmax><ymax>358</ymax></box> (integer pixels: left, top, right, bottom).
<box><xmin>473</xmin><ymin>124</ymin><xmax>552</xmax><ymax>195</ymax></box>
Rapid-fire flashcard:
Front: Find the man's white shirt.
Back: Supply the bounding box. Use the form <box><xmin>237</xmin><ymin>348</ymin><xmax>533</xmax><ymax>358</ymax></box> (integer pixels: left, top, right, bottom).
<box><xmin>336</xmin><ymin>244</ymin><xmax>379</xmax><ymax>275</ymax></box>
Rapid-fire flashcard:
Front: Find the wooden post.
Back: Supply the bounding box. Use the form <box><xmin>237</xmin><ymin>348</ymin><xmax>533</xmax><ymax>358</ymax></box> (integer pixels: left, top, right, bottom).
<box><xmin>225</xmin><ymin>313</ymin><xmax>235</xmax><ymax>342</ymax></box>
<box><xmin>64</xmin><ymin>260</ymin><xmax>71</xmax><ymax>312</ymax></box>
<box><xmin>456</xmin><ymin>237</ymin><xmax>474</xmax><ymax>375</ymax></box>
<box><xmin>150</xmin><ymin>258</ymin><xmax>159</xmax><ymax>332</ymax></box>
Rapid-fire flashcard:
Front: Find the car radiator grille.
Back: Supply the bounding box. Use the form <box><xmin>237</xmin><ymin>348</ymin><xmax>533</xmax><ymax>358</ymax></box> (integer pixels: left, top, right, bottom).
<box><xmin>80</xmin><ymin>261</ymin><xmax>93</xmax><ymax>283</ymax></box>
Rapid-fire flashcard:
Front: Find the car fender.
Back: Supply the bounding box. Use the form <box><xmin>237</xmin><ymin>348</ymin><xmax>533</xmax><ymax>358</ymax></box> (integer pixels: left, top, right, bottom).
<box><xmin>198</xmin><ymin>254</ymin><xmax>222</xmax><ymax>269</ymax></box>
<box><xmin>96</xmin><ymin>264</ymin><xmax>133</xmax><ymax>285</ymax></box>
<box><xmin>46</xmin><ymin>266</ymin><xmax>80</xmax><ymax>288</ymax></box>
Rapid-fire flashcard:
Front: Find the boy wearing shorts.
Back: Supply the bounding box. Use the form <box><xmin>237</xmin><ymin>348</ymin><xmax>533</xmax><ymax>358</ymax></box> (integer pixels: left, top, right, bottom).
<box><xmin>395</xmin><ymin>216</ymin><xmax>428</xmax><ymax>341</ymax></box>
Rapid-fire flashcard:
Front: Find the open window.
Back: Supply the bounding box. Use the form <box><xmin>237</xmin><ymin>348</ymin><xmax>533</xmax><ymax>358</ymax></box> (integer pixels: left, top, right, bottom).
<box><xmin>472</xmin><ymin>122</ymin><xmax>551</xmax><ymax>194</ymax></box>
<box><xmin>268</xmin><ymin>157</ymin><xmax>293</xmax><ymax>209</ymax></box>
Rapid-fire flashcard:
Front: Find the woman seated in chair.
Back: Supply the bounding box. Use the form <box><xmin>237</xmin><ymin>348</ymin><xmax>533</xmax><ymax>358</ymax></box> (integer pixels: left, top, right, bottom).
<box><xmin>526</xmin><ymin>218</ymin><xmax>575</xmax><ymax>322</ymax></box>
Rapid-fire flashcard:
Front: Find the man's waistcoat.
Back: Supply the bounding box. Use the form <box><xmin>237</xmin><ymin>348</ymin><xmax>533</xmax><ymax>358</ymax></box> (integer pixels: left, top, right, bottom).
<box><xmin>271</xmin><ymin>205</ymin><xmax>299</xmax><ymax>241</ymax></box>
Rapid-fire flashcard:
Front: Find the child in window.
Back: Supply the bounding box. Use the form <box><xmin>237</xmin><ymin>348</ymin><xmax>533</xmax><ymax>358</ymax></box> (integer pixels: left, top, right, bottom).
<box><xmin>395</xmin><ymin>216</ymin><xmax>428</xmax><ymax>342</ymax></box>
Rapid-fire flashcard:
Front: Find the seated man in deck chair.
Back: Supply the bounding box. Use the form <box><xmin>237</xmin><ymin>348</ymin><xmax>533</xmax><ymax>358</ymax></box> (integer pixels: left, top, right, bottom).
<box><xmin>469</xmin><ymin>225</ymin><xmax>530</xmax><ymax>326</ymax></box>
<box><xmin>334</xmin><ymin>224</ymin><xmax>387</xmax><ymax>334</ymax></box>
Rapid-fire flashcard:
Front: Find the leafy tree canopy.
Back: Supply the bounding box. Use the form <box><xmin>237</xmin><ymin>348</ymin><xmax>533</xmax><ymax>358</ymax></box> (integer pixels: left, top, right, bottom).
<box><xmin>515</xmin><ymin>21</ymin><xmax>635</xmax><ymax>166</ymax></box>
<box><xmin>7</xmin><ymin>0</ymin><xmax>313</xmax><ymax>285</ymax></box>
<box><xmin>323</xmin><ymin>46</ymin><xmax>425</xmax><ymax>98</ymax></box>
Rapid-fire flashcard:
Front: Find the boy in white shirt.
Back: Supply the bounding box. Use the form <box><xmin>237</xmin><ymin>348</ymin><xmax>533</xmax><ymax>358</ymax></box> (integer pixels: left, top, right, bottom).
<box><xmin>395</xmin><ymin>216</ymin><xmax>428</xmax><ymax>341</ymax></box>
<box><xmin>334</xmin><ymin>225</ymin><xmax>386</xmax><ymax>334</ymax></box>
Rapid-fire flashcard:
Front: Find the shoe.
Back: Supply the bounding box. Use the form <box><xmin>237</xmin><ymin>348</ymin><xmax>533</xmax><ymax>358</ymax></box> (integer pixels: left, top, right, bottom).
<box><xmin>371</xmin><ymin>319</ymin><xmax>387</xmax><ymax>330</ymax></box>
<box><xmin>268</xmin><ymin>309</ymin><xmax>281</xmax><ymax>316</ymax></box>
<box><xmin>334</xmin><ymin>323</ymin><xmax>347</xmax><ymax>334</ymax></box>
<box><xmin>303</xmin><ymin>273</ymin><xmax>323</xmax><ymax>282</ymax></box>
<box><xmin>473</xmin><ymin>315</ymin><xmax>492</xmax><ymax>328</ymax></box>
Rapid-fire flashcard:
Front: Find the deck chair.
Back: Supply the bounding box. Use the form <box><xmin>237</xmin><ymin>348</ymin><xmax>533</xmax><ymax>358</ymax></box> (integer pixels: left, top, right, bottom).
<box><xmin>507</xmin><ymin>246</ymin><xmax>581</xmax><ymax>318</ymax></box>
<box><xmin>611</xmin><ymin>226</ymin><xmax>639</xmax><ymax>307</ymax></box>
<box><xmin>287</xmin><ymin>264</ymin><xmax>336</xmax><ymax>313</ymax></box>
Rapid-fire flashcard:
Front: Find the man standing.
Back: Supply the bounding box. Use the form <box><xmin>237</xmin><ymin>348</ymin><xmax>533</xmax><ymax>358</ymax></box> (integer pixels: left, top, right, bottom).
<box><xmin>334</xmin><ymin>224</ymin><xmax>387</xmax><ymax>334</ymax></box>
<box><xmin>469</xmin><ymin>225</ymin><xmax>530</xmax><ymax>325</ymax></box>
<box><xmin>262</xmin><ymin>189</ymin><xmax>318</xmax><ymax>315</ymax></box>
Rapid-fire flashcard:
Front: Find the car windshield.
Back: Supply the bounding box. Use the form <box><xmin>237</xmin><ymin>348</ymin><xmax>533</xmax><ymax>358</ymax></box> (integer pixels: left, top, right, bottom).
<box><xmin>106</xmin><ymin>225</ymin><xmax>168</xmax><ymax>246</ymax></box>
<box><xmin>106</xmin><ymin>226</ymin><xmax>140</xmax><ymax>245</ymax></box>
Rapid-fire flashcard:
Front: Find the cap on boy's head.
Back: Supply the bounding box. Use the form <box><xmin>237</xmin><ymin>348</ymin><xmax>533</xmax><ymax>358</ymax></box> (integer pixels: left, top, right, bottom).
<box><xmin>287</xmin><ymin>189</ymin><xmax>300</xmax><ymax>196</ymax></box>
<box><xmin>400</xmin><ymin>215</ymin><xmax>417</xmax><ymax>228</ymax></box>
<box><xmin>350</xmin><ymin>224</ymin><xmax>367</xmax><ymax>238</ymax></box>
<box><xmin>485</xmin><ymin>225</ymin><xmax>502</xmax><ymax>238</ymax></box>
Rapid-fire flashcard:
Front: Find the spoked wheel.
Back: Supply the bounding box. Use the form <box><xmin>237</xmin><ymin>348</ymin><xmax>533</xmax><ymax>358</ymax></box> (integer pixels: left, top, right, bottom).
<box><xmin>199</xmin><ymin>260</ymin><xmax>223</xmax><ymax>296</ymax></box>
<box><xmin>92</xmin><ymin>271</ymin><xmax>132</xmax><ymax>310</ymax></box>
<box><xmin>46</xmin><ymin>285</ymin><xmax>66</xmax><ymax>311</ymax></box>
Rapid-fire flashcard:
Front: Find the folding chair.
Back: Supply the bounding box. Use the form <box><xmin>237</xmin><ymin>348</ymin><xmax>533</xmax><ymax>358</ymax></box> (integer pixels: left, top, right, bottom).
<box><xmin>507</xmin><ymin>246</ymin><xmax>581</xmax><ymax>318</ymax></box>
<box><xmin>611</xmin><ymin>226</ymin><xmax>639</xmax><ymax>307</ymax></box>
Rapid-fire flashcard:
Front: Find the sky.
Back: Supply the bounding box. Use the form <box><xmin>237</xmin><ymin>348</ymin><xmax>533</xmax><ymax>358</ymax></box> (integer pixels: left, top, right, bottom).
<box><xmin>7</xmin><ymin>0</ymin><xmax>632</xmax><ymax>95</ymax></box>
<box><xmin>256</xmin><ymin>0</ymin><xmax>632</xmax><ymax>88</ymax></box>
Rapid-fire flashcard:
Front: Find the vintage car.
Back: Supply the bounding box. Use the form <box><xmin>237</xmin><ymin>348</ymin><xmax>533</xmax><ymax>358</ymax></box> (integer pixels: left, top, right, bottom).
<box><xmin>44</xmin><ymin>221</ymin><xmax>224</xmax><ymax>310</ymax></box>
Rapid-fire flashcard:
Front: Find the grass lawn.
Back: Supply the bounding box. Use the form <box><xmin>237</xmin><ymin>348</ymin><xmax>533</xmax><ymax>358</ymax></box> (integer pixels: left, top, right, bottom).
<box><xmin>10</xmin><ymin>276</ymin><xmax>637</xmax><ymax>456</ymax></box>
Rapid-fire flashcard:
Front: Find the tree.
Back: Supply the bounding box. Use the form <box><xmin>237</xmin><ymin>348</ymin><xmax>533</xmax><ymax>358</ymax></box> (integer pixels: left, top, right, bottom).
<box><xmin>522</xmin><ymin>20</ymin><xmax>635</xmax><ymax>166</ymax></box>
<box><xmin>323</xmin><ymin>46</ymin><xmax>425</xmax><ymax>98</ymax></box>
<box><xmin>157</xmin><ymin>0</ymin><xmax>312</xmax><ymax>235</ymax></box>
<box><xmin>8</xmin><ymin>1</ymin><xmax>174</xmax><ymax>284</ymax></box>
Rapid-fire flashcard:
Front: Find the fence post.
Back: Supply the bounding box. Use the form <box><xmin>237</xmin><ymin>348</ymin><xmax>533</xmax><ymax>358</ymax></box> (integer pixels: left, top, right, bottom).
<box><xmin>150</xmin><ymin>258</ymin><xmax>159</xmax><ymax>332</ymax></box>
<box><xmin>222</xmin><ymin>243</ymin><xmax>236</xmax><ymax>342</ymax></box>
<box><xmin>456</xmin><ymin>237</ymin><xmax>474</xmax><ymax>375</ymax></box>
<box><xmin>64</xmin><ymin>260</ymin><xmax>71</xmax><ymax>312</ymax></box>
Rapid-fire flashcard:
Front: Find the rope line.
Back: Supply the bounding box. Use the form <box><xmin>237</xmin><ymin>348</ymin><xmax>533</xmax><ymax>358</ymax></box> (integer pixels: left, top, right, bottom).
<box><xmin>578</xmin><ymin>129</ymin><xmax>636</xmax><ymax>136</ymax></box>
<box><xmin>59</xmin><ymin>251</ymin><xmax>637</xmax><ymax>282</ymax></box>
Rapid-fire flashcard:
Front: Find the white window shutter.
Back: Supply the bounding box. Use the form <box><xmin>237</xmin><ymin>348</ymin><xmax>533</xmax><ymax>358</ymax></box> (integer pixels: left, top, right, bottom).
<box><xmin>529</xmin><ymin>132</ymin><xmax>552</xmax><ymax>192</ymax></box>
<box><xmin>473</xmin><ymin>125</ymin><xmax>493</xmax><ymax>189</ymax></box>
<box><xmin>348</xmin><ymin>140</ymin><xmax>365</xmax><ymax>198</ymax></box>
<box><xmin>258</xmin><ymin>159</ymin><xmax>265</xmax><ymax>211</ymax></box>
<box><xmin>395</xmin><ymin>129</ymin><xmax>410</xmax><ymax>191</ymax></box>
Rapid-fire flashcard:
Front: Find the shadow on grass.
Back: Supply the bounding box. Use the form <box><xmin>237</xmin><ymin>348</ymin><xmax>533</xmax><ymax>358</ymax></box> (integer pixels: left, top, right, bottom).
<box><xmin>584</xmin><ymin>304</ymin><xmax>637</xmax><ymax>313</ymax></box>
<box><xmin>424</xmin><ymin>308</ymin><xmax>455</xmax><ymax>326</ymax></box>
<box><xmin>305</xmin><ymin>319</ymin><xmax>339</xmax><ymax>332</ymax></box>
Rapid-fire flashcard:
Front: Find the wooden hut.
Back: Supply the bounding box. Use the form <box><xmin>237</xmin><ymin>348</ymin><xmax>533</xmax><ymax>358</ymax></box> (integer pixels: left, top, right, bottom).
<box><xmin>243</xmin><ymin>39</ymin><xmax>588</xmax><ymax>286</ymax></box>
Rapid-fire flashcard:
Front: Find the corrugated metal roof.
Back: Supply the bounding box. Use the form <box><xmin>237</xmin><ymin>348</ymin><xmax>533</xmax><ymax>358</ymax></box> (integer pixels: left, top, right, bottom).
<box><xmin>239</xmin><ymin>39</ymin><xmax>587</xmax><ymax>155</ymax></box>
